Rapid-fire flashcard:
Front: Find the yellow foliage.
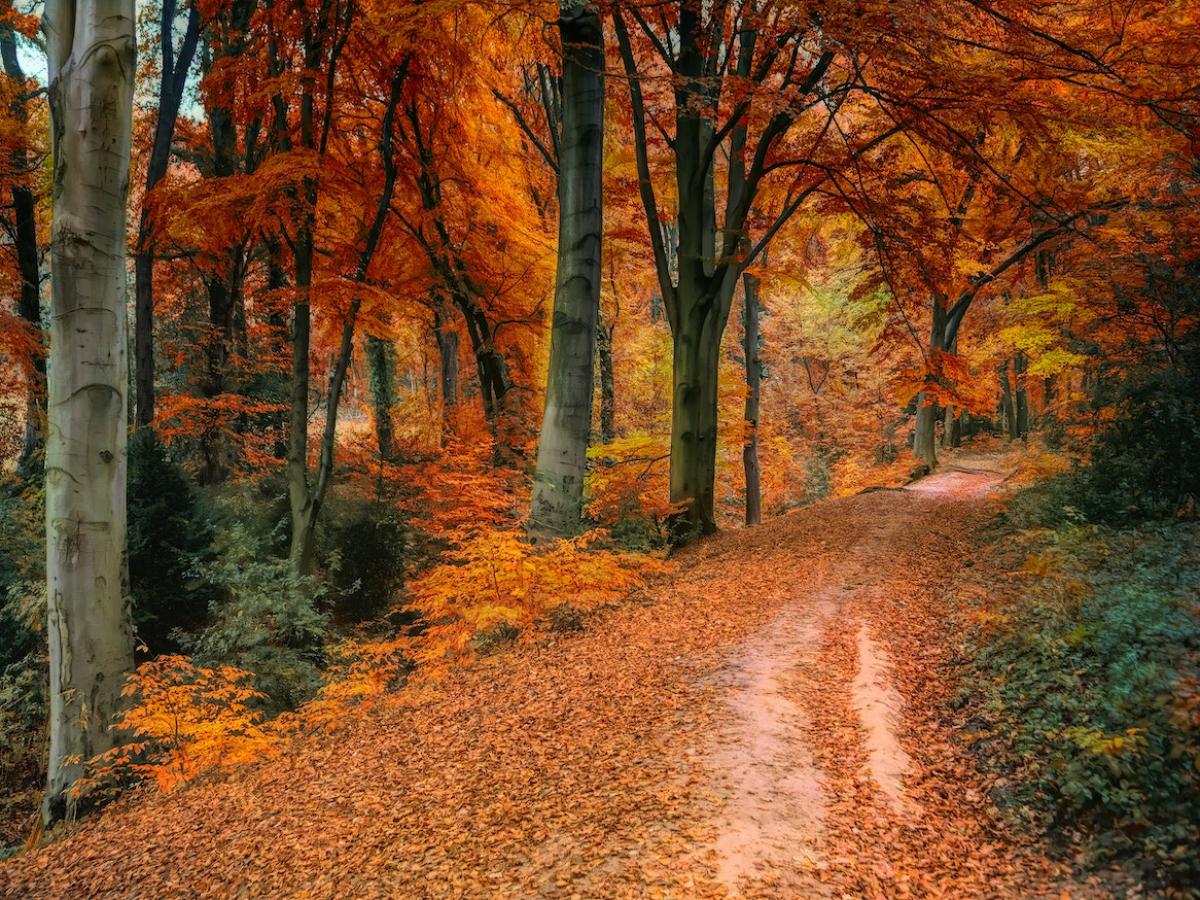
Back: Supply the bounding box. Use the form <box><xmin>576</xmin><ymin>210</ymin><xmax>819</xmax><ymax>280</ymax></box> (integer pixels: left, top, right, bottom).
<box><xmin>407</xmin><ymin>527</ymin><xmax>671</xmax><ymax>665</ymax></box>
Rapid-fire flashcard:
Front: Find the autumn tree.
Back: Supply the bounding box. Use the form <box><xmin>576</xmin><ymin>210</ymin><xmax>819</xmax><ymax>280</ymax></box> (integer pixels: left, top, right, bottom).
<box><xmin>1</xmin><ymin>0</ymin><xmax>45</xmax><ymax>469</ymax></box>
<box><xmin>612</xmin><ymin>1</ymin><xmax>907</xmax><ymax>538</ymax></box>
<box><xmin>133</xmin><ymin>0</ymin><xmax>201</xmax><ymax>428</ymax></box>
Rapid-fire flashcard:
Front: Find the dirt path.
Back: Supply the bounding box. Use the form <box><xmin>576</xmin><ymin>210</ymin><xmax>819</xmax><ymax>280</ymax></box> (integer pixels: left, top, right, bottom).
<box><xmin>1</xmin><ymin>457</ymin><xmax>1090</xmax><ymax>898</ymax></box>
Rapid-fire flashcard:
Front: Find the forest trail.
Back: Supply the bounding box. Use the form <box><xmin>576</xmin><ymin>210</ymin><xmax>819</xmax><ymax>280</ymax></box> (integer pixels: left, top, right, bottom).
<box><xmin>1</xmin><ymin>455</ymin><xmax>1092</xmax><ymax>898</ymax></box>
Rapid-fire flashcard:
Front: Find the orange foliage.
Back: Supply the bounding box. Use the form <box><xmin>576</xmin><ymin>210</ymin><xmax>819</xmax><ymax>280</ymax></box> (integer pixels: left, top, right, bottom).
<box><xmin>406</xmin><ymin>528</ymin><xmax>672</xmax><ymax>666</ymax></box>
<box><xmin>76</xmin><ymin>657</ymin><xmax>277</xmax><ymax>797</ymax></box>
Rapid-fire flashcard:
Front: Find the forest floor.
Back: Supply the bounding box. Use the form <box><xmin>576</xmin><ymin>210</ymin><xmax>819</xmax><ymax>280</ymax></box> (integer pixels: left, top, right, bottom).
<box><xmin>0</xmin><ymin>454</ymin><xmax>1134</xmax><ymax>898</ymax></box>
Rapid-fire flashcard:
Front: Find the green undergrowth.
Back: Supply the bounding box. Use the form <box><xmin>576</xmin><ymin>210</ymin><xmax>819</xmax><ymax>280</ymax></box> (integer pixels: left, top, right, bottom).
<box><xmin>956</xmin><ymin>474</ymin><xmax>1199</xmax><ymax>885</ymax></box>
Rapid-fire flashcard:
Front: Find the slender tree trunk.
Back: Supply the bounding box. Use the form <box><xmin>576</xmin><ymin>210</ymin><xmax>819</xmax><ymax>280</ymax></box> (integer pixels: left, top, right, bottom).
<box><xmin>12</xmin><ymin>178</ymin><xmax>43</xmax><ymax>469</ymax></box>
<box><xmin>366</xmin><ymin>335</ymin><xmax>396</xmax><ymax>460</ymax></box>
<box><xmin>529</xmin><ymin>1</ymin><xmax>604</xmax><ymax>540</ymax></box>
<box><xmin>1000</xmin><ymin>360</ymin><xmax>1017</xmax><ymax>439</ymax></box>
<box><xmin>742</xmin><ymin>270</ymin><xmax>762</xmax><ymax>526</ymax></box>
<box><xmin>287</xmin><ymin>243</ymin><xmax>316</xmax><ymax>573</ymax></box>
<box><xmin>42</xmin><ymin>0</ymin><xmax>137</xmax><ymax>824</ymax></box>
<box><xmin>288</xmin><ymin>44</ymin><xmax>397</xmax><ymax>573</ymax></box>
<box><xmin>596</xmin><ymin>306</ymin><xmax>615</xmax><ymax>444</ymax></box>
<box><xmin>914</xmin><ymin>301</ymin><xmax>947</xmax><ymax>467</ymax></box>
<box><xmin>198</xmin><ymin>270</ymin><xmax>238</xmax><ymax>484</ymax></box>
<box><xmin>286</xmin><ymin>10</ymin><xmax>327</xmax><ymax>576</ymax></box>
<box><xmin>433</xmin><ymin>303</ymin><xmax>459</xmax><ymax>436</ymax></box>
<box><xmin>1014</xmin><ymin>352</ymin><xmax>1029</xmax><ymax>440</ymax></box>
<box><xmin>943</xmin><ymin>407</ymin><xmax>962</xmax><ymax>448</ymax></box>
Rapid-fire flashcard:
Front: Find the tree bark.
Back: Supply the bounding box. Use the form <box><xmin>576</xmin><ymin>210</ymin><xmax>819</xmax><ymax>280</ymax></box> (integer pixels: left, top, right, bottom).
<box><xmin>614</xmin><ymin>10</ymin><xmax>835</xmax><ymax>542</ymax></box>
<box><xmin>529</xmin><ymin>1</ymin><xmax>604</xmax><ymax>541</ymax></box>
<box><xmin>1014</xmin><ymin>351</ymin><xmax>1029</xmax><ymax>440</ymax></box>
<box><xmin>943</xmin><ymin>406</ymin><xmax>962</xmax><ymax>448</ymax></box>
<box><xmin>42</xmin><ymin>0</ymin><xmax>137</xmax><ymax>824</ymax></box>
<box><xmin>366</xmin><ymin>334</ymin><xmax>396</xmax><ymax>460</ymax></box>
<box><xmin>742</xmin><ymin>270</ymin><xmax>762</xmax><ymax>526</ymax></box>
<box><xmin>1000</xmin><ymin>359</ymin><xmax>1017</xmax><ymax>439</ymax></box>
<box><xmin>669</xmin><ymin>306</ymin><xmax>724</xmax><ymax>539</ymax></box>
<box><xmin>433</xmin><ymin>301</ymin><xmax>459</xmax><ymax>436</ymax></box>
<box><xmin>596</xmin><ymin>304</ymin><xmax>615</xmax><ymax>444</ymax></box>
<box><xmin>286</xmin><ymin>20</ymin><xmax>324</xmax><ymax>574</ymax></box>
<box><xmin>914</xmin><ymin>300</ymin><xmax>947</xmax><ymax>467</ymax></box>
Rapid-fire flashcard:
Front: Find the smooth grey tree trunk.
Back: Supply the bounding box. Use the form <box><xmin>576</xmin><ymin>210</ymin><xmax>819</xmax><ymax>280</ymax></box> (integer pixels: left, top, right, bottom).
<box><xmin>943</xmin><ymin>406</ymin><xmax>962</xmax><ymax>448</ymax></box>
<box><xmin>42</xmin><ymin>0</ymin><xmax>137</xmax><ymax>824</ymax></box>
<box><xmin>941</xmin><ymin>333</ymin><xmax>961</xmax><ymax>449</ymax></box>
<box><xmin>528</xmin><ymin>1</ymin><xmax>604</xmax><ymax>541</ymax></box>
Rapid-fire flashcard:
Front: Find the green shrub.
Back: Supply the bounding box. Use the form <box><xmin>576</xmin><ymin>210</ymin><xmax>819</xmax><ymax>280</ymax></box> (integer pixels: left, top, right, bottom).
<box><xmin>801</xmin><ymin>446</ymin><xmax>843</xmax><ymax>504</ymax></box>
<box><xmin>1080</xmin><ymin>365</ymin><xmax>1200</xmax><ymax>525</ymax></box>
<box><xmin>318</xmin><ymin>491</ymin><xmax>408</xmax><ymax>623</ymax></box>
<box><xmin>128</xmin><ymin>429</ymin><xmax>217</xmax><ymax>654</ymax></box>
<box><xmin>608</xmin><ymin>514</ymin><xmax>665</xmax><ymax>553</ymax></box>
<box><xmin>182</xmin><ymin>523</ymin><xmax>329</xmax><ymax>713</ymax></box>
<box><xmin>0</xmin><ymin>473</ymin><xmax>42</xmax><ymax>674</ymax></box>
<box><xmin>962</xmin><ymin>500</ymin><xmax>1200</xmax><ymax>882</ymax></box>
<box><xmin>0</xmin><ymin>652</ymin><xmax>45</xmax><ymax>846</ymax></box>
<box><xmin>0</xmin><ymin>473</ymin><xmax>45</xmax><ymax>846</ymax></box>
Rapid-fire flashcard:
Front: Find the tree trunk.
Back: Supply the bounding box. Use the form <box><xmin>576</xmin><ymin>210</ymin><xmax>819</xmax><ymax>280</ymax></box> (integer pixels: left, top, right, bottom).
<box><xmin>943</xmin><ymin>407</ymin><xmax>962</xmax><ymax>448</ymax></box>
<box><xmin>1000</xmin><ymin>360</ymin><xmax>1017</xmax><ymax>440</ymax></box>
<box><xmin>914</xmin><ymin>301</ymin><xmax>947</xmax><ymax>467</ymax></box>
<box><xmin>940</xmin><ymin>330</ymin><xmax>961</xmax><ymax>449</ymax></box>
<box><xmin>287</xmin><ymin>260</ymin><xmax>316</xmax><ymax>574</ymax></box>
<box><xmin>1014</xmin><ymin>352</ymin><xmax>1029</xmax><ymax>440</ymax></box>
<box><xmin>669</xmin><ymin>305</ymin><xmax>723</xmax><ymax>541</ymax></box>
<box><xmin>742</xmin><ymin>270</ymin><xmax>762</xmax><ymax>526</ymax></box>
<box><xmin>13</xmin><ymin>177</ymin><xmax>43</xmax><ymax>470</ymax></box>
<box><xmin>528</xmin><ymin>1</ymin><xmax>604</xmax><ymax>541</ymax></box>
<box><xmin>42</xmin><ymin>0</ymin><xmax>137</xmax><ymax>824</ymax></box>
<box><xmin>433</xmin><ymin>303</ymin><xmax>459</xmax><ymax>435</ymax></box>
<box><xmin>288</xmin><ymin>45</ymin><xmax>398</xmax><ymax>574</ymax></box>
<box><xmin>199</xmin><ymin>267</ymin><xmax>240</xmax><ymax>485</ymax></box>
<box><xmin>286</xmin><ymin>12</ymin><xmax>326</xmax><ymax>576</ymax></box>
<box><xmin>366</xmin><ymin>334</ymin><xmax>396</xmax><ymax>460</ymax></box>
<box><xmin>596</xmin><ymin>306</ymin><xmax>615</xmax><ymax>445</ymax></box>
